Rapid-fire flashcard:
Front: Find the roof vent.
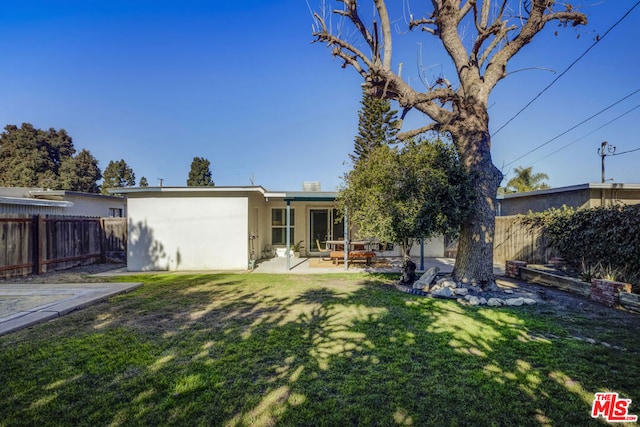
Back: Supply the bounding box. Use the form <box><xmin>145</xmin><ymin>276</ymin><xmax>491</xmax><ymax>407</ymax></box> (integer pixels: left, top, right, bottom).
<box><xmin>302</xmin><ymin>181</ymin><xmax>321</xmax><ymax>192</ymax></box>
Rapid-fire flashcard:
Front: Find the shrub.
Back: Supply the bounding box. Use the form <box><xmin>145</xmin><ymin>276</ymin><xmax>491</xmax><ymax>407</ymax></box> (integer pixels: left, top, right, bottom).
<box><xmin>519</xmin><ymin>205</ymin><xmax>640</xmax><ymax>291</ymax></box>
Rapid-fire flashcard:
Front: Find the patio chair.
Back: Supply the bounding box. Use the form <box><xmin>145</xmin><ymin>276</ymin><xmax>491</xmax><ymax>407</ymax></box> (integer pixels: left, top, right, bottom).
<box><xmin>316</xmin><ymin>239</ymin><xmax>332</xmax><ymax>260</ymax></box>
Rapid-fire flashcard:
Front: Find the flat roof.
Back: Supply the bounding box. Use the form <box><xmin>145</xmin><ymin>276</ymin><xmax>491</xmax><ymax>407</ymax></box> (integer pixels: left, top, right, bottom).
<box><xmin>108</xmin><ymin>186</ymin><xmax>268</xmax><ymax>195</ymax></box>
<box><xmin>498</xmin><ymin>182</ymin><xmax>640</xmax><ymax>199</ymax></box>
<box><xmin>109</xmin><ymin>186</ymin><xmax>338</xmax><ymax>201</ymax></box>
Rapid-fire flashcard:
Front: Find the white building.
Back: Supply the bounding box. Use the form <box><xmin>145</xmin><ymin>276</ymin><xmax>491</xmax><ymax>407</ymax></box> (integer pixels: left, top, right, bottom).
<box><xmin>112</xmin><ymin>186</ymin><xmax>445</xmax><ymax>272</ymax></box>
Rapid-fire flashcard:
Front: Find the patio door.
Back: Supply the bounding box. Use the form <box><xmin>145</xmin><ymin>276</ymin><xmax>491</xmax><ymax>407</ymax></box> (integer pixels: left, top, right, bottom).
<box><xmin>309</xmin><ymin>209</ymin><xmax>344</xmax><ymax>254</ymax></box>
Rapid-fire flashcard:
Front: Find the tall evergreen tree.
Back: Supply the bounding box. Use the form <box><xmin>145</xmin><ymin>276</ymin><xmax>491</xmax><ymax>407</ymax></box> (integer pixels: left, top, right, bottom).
<box><xmin>0</xmin><ymin>123</ymin><xmax>75</xmax><ymax>188</ymax></box>
<box><xmin>187</xmin><ymin>157</ymin><xmax>214</xmax><ymax>186</ymax></box>
<box><xmin>139</xmin><ymin>176</ymin><xmax>149</xmax><ymax>187</ymax></box>
<box><xmin>58</xmin><ymin>149</ymin><xmax>102</xmax><ymax>193</ymax></box>
<box><xmin>102</xmin><ymin>159</ymin><xmax>135</xmax><ymax>194</ymax></box>
<box><xmin>349</xmin><ymin>90</ymin><xmax>399</xmax><ymax>164</ymax></box>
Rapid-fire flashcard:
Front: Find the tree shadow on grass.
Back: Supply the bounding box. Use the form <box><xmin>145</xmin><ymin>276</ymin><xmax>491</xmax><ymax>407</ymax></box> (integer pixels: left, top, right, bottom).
<box><xmin>0</xmin><ymin>273</ymin><xmax>639</xmax><ymax>426</ymax></box>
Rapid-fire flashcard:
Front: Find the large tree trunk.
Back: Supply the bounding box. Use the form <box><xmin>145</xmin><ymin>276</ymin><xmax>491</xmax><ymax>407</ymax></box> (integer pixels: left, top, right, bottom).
<box><xmin>451</xmin><ymin>120</ymin><xmax>503</xmax><ymax>290</ymax></box>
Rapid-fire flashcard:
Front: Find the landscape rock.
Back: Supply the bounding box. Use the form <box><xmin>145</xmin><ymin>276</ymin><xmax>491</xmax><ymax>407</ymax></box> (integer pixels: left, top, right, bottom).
<box><xmin>479</xmin><ymin>297</ymin><xmax>488</xmax><ymax>305</ymax></box>
<box><xmin>441</xmin><ymin>279</ymin><xmax>458</xmax><ymax>289</ymax></box>
<box><xmin>487</xmin><ymin>298</ymin><xmax>506</xmax><ymax>307</ymax></box>
<box><xmin>432</xmin><ymin>287</ymin><xmax>454</xmax><ymax>298</ymax></box>
<box><xmin>453</xmin><ymin>288</ymin><xmax>469</xmax><ymax>296</ymax></box>
<box><xmin>506</xmin><ymin>297</ymin><xmax>525</xmax><ymax>306</ymax></box>
<box><xmin>523</xmin><ymin>298</ymin><xmax>536</xmax><ymax>305</ymax></box>
<box><xmin>467</xmin><ymin>296</ymin><xmax>480</xmax><ymax>306</ymax></box>
<box><xmin>413</xmin><ymin>266</ymin><xmax>439</xmax><ymax>289</ymax></box>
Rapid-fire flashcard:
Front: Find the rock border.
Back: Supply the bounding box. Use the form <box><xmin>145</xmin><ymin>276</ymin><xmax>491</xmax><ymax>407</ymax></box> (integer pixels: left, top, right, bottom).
<box><xmin>395</xmin><ymin>273</ymin><xmax>537</xmax><ymax>307</ymax></box>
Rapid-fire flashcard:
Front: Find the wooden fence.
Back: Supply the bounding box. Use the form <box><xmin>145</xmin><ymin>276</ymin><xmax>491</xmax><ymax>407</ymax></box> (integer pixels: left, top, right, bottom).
<box><xmin>493</xmin><ymin>215</ymin><xmax>557</xmax><ymax>264</ymax></box>
<box><xmin>0</xmin><ymin>215</ymin><xmax>127</xmax><ymax>279</ymax></box>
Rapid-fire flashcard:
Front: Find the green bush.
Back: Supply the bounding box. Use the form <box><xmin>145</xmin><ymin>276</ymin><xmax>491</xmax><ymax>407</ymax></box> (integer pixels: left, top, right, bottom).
<box><xmin>520</xmin><ymin>205</ymin><xmax>640</xmax><ymax>291</ymax></box>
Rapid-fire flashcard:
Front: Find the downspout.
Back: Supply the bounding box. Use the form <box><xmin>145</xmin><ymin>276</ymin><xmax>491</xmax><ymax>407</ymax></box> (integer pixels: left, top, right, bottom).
<box><xmin>286</xmin><ymin>200</ymin><xmax>291</xmax><ymax>271</ymax></box>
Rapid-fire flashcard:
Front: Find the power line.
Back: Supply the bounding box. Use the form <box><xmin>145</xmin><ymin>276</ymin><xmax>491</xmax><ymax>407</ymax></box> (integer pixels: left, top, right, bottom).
<box><xmin>528</xmin><ymin>103</ymin><xmax>640</xmax><ymax>166</ymax></box>
<box><xmin>503</xmin><ymin>88</ymin><xmax>640</xmax><ymax>169</ymax></box>
<box><xmin>493</xmin><ymin>1</ymin><xmax>640</xmax><ymax>136</ymax></box>
<box><xmin>611</xmin><ymin>146</ymin><xmax>640</xmax><ymax>156</ymax></box>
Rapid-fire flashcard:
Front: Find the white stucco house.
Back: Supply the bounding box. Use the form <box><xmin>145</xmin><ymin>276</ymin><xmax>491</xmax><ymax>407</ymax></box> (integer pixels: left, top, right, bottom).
<box><xmin>112</xmin><ymin>185</ymin><xmax>446</xmax><ymax>272</ymax></box>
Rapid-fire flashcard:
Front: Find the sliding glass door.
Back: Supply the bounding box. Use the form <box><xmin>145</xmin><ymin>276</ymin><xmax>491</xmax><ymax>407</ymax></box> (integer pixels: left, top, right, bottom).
<box><xmin>309</xmin><ymin>208</ymin><xmax>344</xmax><ymax>254</ymax></box>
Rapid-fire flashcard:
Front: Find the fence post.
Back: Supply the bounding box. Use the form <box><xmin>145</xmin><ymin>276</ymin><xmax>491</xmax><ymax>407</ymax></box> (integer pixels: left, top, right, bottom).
<box><xmin>31</xmin><ymin>215</ymin><xmax>38</xmax><ymax>275</ymax></box>
<box><xmin>34</xmin><ymin>214</ymin><xmax>45</xmax><ymax>275</ymax></box>
<box><xmin>100</xmin><ymin>218</ymin><xmax>106</xmax><ymax>264</ymax></box>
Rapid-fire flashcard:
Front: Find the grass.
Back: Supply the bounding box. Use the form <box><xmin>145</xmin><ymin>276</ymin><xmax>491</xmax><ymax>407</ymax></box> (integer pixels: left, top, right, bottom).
<box><xmin>1</xmin><ymin>272</ymin><xmax>639</xmax><ymax>426</ymax></box>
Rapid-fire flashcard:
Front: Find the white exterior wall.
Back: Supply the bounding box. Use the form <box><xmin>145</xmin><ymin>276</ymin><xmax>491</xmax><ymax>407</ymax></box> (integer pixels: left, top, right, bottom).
<box><xmin>127</xmin><ymin>196</ymin><xmax>248</xmax><ymax>271</ymax></box>
<box><xmin>63</xmin><ymin>194</ymin><xmax>126</xmax><ymax>217</ymax></box>
<box><xmin>408</xmin><ymin>236</ymin><xmax>445</xmax><ymax>257</ymax></box>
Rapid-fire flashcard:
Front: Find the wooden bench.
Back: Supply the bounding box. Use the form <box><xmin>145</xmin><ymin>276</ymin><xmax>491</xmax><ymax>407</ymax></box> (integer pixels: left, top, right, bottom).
<box><xmin>330</xmin><ymin>250</ymin><xmax>376</xmax><ymax>265</ymax></box>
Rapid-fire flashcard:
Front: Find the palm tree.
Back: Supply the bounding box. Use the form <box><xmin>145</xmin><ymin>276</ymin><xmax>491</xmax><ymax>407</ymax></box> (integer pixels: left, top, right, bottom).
<box><xmin>504</xmin><ymin>166</ymin><xmax>550</xmax><ymax>193</ymax></box>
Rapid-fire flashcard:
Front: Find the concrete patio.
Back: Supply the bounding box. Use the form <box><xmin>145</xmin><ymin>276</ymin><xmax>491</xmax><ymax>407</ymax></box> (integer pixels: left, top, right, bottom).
<box><xmin>251</xmin><ymin>255</ymin><xmax>505</xmax><ymax>276</ymax></box>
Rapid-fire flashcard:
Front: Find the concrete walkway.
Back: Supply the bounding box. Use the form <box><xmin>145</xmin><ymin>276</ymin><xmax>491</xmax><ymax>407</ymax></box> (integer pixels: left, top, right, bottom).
<box><xmin>0</xmin><ymin>282</ymin><xmax>142</xmax><ymax>336</ymax></box>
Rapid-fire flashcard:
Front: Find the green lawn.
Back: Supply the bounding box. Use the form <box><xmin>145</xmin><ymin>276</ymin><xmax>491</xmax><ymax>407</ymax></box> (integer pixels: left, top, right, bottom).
<box><xmin>1</xmin><ymin>273</ymin><xmax>639</xmax><ymax>426</ymax></box>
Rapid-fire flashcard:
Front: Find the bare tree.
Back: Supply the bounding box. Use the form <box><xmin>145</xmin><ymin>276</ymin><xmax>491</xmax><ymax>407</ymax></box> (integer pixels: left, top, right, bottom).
<box><xmin>313</xmin><ymin>0</ymin><xmax>586</xmax><ymax>289</ymax></box>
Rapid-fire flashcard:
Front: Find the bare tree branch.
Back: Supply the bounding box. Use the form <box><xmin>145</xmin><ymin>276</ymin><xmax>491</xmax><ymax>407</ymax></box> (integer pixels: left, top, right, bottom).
<box><xmin>458</xmin><ymin>0</ymin><xmax>475</xmax><ymax>23</ymax></box>
<box><xmin>409</xmin><ymin>17</ymin><xmax>437</xmax><ymax>34</ymax></box>
<box><xmin>480</xmin><ymin>0</ymin><xmax>491</xmax><ymax>28</ymax></box>
<box><xmin>313</xmin><ymin>12</ymin><xmax>373</xmax><ymax>76</ymax></box>
<box><xmin>374</xmin><ymin>0</ymin><xmax>393</xmax><ymax>69</ymax></box>
<box><xmin>483</xmin><ymin>0</ymin><xmax>586</xmax><ymax>90</ymax></box>
<box><xmin>397</xmin><ymin>123</ymin><xmax>440</xmax><ymax>140</ymax></box>
<box><xmin>335</xmin><ymin>0</ymin><xmax>376</xmax><ymax>55</ymax></box>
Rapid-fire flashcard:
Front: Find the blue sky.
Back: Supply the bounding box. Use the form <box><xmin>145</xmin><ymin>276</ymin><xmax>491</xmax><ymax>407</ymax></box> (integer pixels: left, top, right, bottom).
<box><xmin>1</xmin><ymin>1</ymin><xmax>638</xmax><ymax>191</ymax></box>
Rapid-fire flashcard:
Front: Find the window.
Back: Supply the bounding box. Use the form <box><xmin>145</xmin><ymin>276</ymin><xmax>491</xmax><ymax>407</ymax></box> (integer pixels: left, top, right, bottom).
<box><xmin>271</xmin><ymin>208</ymin><xmax>294</xmax><ymax>245</ymax></box>
<box><xmin>109</xmin><ymin>208</ymin><xmax>123</xmax><ymax>217</ymax></box>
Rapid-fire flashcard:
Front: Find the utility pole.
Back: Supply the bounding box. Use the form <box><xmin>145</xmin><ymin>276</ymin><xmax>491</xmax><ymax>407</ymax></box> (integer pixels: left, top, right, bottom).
<box><xmin>158</xmin><ymin>178</ymin><xmax>164</xmax><ymax>187</ymax></box>
<box><xmin>597</xmin><ymin>141</ymin><xmax>616</xmax><ymax>183</ymax></box>
<box><xmin>597</xmin><ymin>141</ymin><xmax>615</xmax><ymax>207</ymax></box>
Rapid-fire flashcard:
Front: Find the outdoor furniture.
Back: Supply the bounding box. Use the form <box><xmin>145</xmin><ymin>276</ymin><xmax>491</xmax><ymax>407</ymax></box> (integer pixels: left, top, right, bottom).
<box><xmin>329</xmin><ymin>250</ymin><xmax>376</xmax><ymax>265</ymax></box>
<box><xmin>316</xmin><ymin>239</ymin><xmax>332</xmax><ymax>253</ymax></box>
<box><xmin>316</xmin><ymin>239</ymin><xmax>332</xmax><ymax>260</ymax></box>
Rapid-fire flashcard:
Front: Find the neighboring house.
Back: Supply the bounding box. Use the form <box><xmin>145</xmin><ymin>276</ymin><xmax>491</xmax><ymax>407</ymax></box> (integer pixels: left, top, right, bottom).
<box><xmin>113</xmin><ymin>185</ymin><xmax>445</xmax><ymax>272</ymax></box>
<box><xmin>497</xmin><ymin>182</ymin><xmax>640</xmax><ymax>216</ymax></box>
<box><xmin>0</xmin><ymin>187</ymin><xmax>126</xmax><ymax>217</ymax></box>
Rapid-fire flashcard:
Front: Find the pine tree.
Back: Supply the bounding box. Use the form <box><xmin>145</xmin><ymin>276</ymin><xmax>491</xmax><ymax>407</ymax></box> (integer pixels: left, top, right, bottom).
<box><xmin>187</xmin><ymin>157</ymin><xmax>214</xmax><ymax>186</ymax></box>
<box><xmin>102</xmin><ymin>159</ymin><xmax>135</xmax><ymax>194</ymax></box>
<box><xmin>58</xmin><ymin>149</ymin><xmax>102</xmax><ymax>193</ymax></box>
<box><xmin>349</xmin><ymin>90</ymin><xmax>399</xmax><ymax>164</ymax></box>
<box><xmin>139</xmin><ymin>176</ymin><xmax>149</xmax><ymax>187</ymax></box>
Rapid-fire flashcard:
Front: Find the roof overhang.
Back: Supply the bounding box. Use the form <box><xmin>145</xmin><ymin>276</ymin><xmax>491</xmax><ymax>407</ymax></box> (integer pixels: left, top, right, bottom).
<box><xmin>0</xmin><ymin>196</ymin><xmax>73</xmax><ymax>208</ymax></box>
<box><xmin>29</xmin><ymin>189</ymin><xmax>123</xmax><ymax>201</ymax></box>
<box><xmin>264</xmin><ymin>191</ymin><xmax>337</xmax><ymax>202</ymax></box>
